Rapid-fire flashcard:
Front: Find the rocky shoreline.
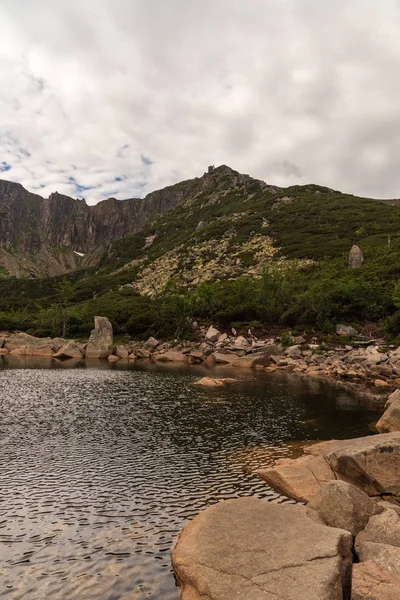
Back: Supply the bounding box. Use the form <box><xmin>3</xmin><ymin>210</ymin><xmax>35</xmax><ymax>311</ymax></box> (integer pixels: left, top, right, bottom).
<box><xmin>2</xmin><ymin>318</ymin><xmax>400</xmax><ymax>409</ymax></box>
<box><xmin>172</xmin><ymin>395</ymin><xmax>400</xmax><ymax>600</ymax></box>
<box><xmin>2</xmin><ymin>317</ymin><xmax>400</xmax><ymax>598</ymax></box>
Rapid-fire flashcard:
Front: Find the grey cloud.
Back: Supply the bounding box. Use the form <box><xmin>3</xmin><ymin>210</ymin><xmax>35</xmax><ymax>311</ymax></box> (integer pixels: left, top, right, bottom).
<box><xmin>1</xmin><ymin>0</ymin><xmax>400</xmax><ymax>203</ymax></box>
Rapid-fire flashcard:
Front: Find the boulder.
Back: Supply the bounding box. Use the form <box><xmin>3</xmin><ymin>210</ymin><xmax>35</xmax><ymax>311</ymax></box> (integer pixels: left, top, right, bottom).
<box><xmin>261</xmin><ymin>344</ymin><xmax>282</xmax><ymax>357</ymax></box>
<box><xmin>153</xmin><ymin>350</ymin><xmax>188</xmax><ymax>363</ymax></box>
<box><xmin>234</xmin><ymin>335</ymin><xmax>251</xmax><ymax>350</ymax></box>
<box><xmin>188</xmin><ymin>349</ymin><xmax>205</xmax><ymax>363</ymax></box>
<box><xmin>85</xmin><ymin>316</ymin><xmax>113</xmax><ymax>359</ymax></box>
<box><xmin>205</xmin><ymin>326</ymin><xmax>221</xmax><ymax>343</ymax></box>
<box><xmin>172</xmin><ymin>498</ymin><xmax>352</xmax><ymax>600</ymax></box>
<box><xmin>257</xmin><ymin>454</ymin><xmax>335</xmax><ymax>503</ymax></box>
<box><xmin>352</xmin><ymin>562</ymin><xmax>400</xmax><ymax>600</ymax></box>
<box><xmin>349</xmin><ymin>244</ymin><xmax>364</xmax><ymax>269</ymax></box>
<box><xmin>307</xmin><ymin>480</ymin><xmax>381</xmax><ymax>536</ymax></box>
<box><xmin>114</xmin><ymin>345</ymin><xmax>130</xmax><ymax>359</ymax></box>
<box><xmin>212</xmin><ymin>352</ymin><xmax>240</xmax><ymax>365</ymax></box>
<box><xmin>285</xmin><ymin>344</ymin><xmax>302</xmax><ymax>358</ymax></box>
<box><xmin>376</xmin><ymin>397</ymin><xmax>400</xmax><ymax>433</ymax></box>
<box><xmin>304</xmin><ymin>432</ymin><xmax>400</xmax><ymax>498</ymax></box>
<box><xmin>53</xmin><ymin>340</ymin><xmax>83</xmax><ymax>359</ymax></box>
<box><xmin>386</xmin><ymin>389</ymin><xmax>400</xmax><ymax>407</ymax></box>
<box><xmin>107</xmin><ymin>354</ymin><xmax>120</xmax><ymax>362</ymax></box>
<box><xmin>5</xmin><ymin>332</ymin><xmax>59</xmax><ymax>356</ymax></box>
<box><xmin>336</xmin><ymin>324</ymin><xmax>358</xmax><ymax>336</ymax></box>
<box><xmin>355</xmin><ymin>509</ymin><xmax>400</xmax><ymax>577</ymax></box>
<box><xmin>135</xmin><ymin>348</ymin><xmax>151</xmax><ymax>359</ymax></box>
<box><xmin>234</xmin><ymin>353</ymin><xmax>271</xmax><ymax>369</ymax></box>
<box><xmin>144</xmin><ymin>336</ymin><xmax>159</xmax><ymax>350</ymax></box>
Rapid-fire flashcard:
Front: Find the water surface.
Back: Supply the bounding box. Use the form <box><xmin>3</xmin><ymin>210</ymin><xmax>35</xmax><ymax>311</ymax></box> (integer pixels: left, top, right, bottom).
<box><xmin>0</xmin><ymin>357</ymin><xmax>378</xmax><ymax>599</ymax></box>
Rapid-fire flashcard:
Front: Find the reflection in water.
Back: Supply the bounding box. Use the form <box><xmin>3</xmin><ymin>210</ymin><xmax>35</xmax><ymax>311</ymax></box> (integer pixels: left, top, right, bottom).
<box><xmin>0</xmin><ymin>359</ymin><xmax>378</xmax><ymax>599</ymax></box>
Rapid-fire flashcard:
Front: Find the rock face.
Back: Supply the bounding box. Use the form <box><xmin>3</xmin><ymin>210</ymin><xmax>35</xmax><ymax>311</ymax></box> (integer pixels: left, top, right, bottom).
<box><xmin>0</xmin><ymin>174</ymin><xmax>201</xmax><ymax>277</ymax></box>
<box><xmin>376</xmin><ymin>396</ymin><xmax>400</xmax><ymax>433</ymax></box>
<box><xmin>172</xmin><ymin>497</ymin><xmax>352</xmax><ymax>600</ymax></box>
<box><xmin>352</xmin><ymin>562</ymin><xmax>400</xmax><ymax>600</ymax></box>
<box><xmin>85</xmin><ymin>316</ymin><xmax>113</xmax><ymax>359</ymax></box>
<box><xmin>355</xmin><ymin>508</ymin><xmax>400</xmax><ymax>577</ymax></box>
<box><xmin>349</xmin><ymin>244</ymin><xmax>364</xmax><ymax>269</ymax></box>
<box><xmin>308</xmin><ymin>480</ymin><xmax>381</xmax><ymax>536</ymax></box>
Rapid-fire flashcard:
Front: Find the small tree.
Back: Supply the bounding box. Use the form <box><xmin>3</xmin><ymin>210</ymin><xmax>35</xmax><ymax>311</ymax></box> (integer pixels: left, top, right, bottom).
<box><xmin>54</xmin><ymin>278</ymin><xmax>76</xmax><ymax>337</ymax></box>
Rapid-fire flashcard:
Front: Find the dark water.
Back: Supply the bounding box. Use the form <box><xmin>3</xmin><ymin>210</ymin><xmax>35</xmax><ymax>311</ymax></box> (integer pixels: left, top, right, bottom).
<box><xmin>0</xmin><ymin>356</ymin><xmax>379</xmax><ymax>599</ymax></box>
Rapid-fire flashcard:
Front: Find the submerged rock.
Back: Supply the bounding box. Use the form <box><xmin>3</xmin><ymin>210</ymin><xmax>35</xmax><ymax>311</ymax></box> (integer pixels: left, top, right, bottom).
<box><xmin>172</xmin><ymin>497</ymin><xmax>352</xmax><ymax>600</ymax></box>
<box><xmin>85</xmin><ymin>316</ymin><xmax>113</xmax><ymax>359</ymax></box>
<box><xmin>192</xmin><ymin>377</ymin><xmax>237</xmax><ymax>387</ymax></box>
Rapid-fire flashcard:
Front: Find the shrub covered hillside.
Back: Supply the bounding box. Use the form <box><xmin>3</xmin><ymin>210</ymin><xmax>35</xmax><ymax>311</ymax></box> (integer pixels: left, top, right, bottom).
<box><xmin>2</xmin><ymin>164</ymin><xmax>400</xmax><ymax>341</ymax></box>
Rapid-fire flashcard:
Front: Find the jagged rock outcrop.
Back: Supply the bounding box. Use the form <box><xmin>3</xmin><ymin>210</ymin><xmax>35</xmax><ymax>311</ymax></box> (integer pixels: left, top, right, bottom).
<box><xmin>172</xmin><ymin>497</ymin><xmax>353</xmax><ymax>600</ymax></box>
<box><xmin>85</xmin><ymin>316</ymin><xmax>113</xmax><ymax>359</ymax></box>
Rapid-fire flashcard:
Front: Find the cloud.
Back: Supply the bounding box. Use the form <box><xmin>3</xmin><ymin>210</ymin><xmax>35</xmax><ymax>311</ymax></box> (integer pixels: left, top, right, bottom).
<box><xmin>1</xmin><ymin>0</ymin><xmax>400</xmax><ymax>203</ymax></box>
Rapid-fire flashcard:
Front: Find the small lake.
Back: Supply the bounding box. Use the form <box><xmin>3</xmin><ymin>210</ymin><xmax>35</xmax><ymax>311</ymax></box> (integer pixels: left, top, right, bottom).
<box><xmin>0</xmin><ymin>356</ymin><xmax>379</xmax><ymax>599</ymax></box>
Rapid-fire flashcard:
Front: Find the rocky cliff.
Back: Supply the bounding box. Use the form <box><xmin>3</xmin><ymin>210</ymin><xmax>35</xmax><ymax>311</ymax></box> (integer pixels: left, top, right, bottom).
<box><xmin>0</xmin><ymin>169</ymin><xmax>226</xmax><ymax>278</ymax></box>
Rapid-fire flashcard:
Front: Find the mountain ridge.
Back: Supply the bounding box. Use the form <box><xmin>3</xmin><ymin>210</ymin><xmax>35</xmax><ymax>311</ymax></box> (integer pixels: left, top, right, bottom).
<box><xmin>1</xmin><ymin>164</ymin><xmax>400</xmax><ymax>281</ymax></box>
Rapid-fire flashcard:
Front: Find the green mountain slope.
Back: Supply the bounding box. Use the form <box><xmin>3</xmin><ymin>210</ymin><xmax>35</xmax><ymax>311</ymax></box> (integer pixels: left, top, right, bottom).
<box><xmin>2</xmin><ymin>164</ymin><xmax>400</xmax><ymax>340</ymax></box>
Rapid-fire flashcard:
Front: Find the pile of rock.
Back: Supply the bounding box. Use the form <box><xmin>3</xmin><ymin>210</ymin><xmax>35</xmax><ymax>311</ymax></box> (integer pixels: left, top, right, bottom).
<box><xmin>172</xmin><ymin>395</ymin><xmax>400</xmax><ymax>599</ymax></box>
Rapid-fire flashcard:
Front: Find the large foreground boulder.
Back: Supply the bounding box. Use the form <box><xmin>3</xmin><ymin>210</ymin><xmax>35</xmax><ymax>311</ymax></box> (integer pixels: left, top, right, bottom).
<box><xmin>85</xmin><ymin>317</ymin><xmax>113</xmax><ymax>359</ymax></box>
<box><xmin>172</xmin><ymin>497</ymin><xmax>352</xmax><ymax>600</ymax></box>
<box><xmin>352</xmin><ymin>562</ymin><xmax>400</xmax><ymax>600</ymax></box>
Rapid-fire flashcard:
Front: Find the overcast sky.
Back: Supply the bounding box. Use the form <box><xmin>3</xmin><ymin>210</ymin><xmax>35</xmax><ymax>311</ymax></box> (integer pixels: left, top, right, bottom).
<box><xmin>1</xmin><ymin>0</ymin><xmax>400</xmax><ymax>204</ymax></box>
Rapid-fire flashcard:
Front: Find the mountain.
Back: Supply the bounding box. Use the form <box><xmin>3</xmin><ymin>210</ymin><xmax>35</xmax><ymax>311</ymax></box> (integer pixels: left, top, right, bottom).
<box><xmin>0</xmin><ymin>173</ymin><xmax>204</xmax><ymax>277</ymax></box>
<box><xmin>3</xmin><ymin>164</ymin><xmax>400</xmax><ymax>341</ymax></box>
<box><xmin>2</xmin><ymin>164</ymin><xmax>400</xmax><ymax>281</ymax></box>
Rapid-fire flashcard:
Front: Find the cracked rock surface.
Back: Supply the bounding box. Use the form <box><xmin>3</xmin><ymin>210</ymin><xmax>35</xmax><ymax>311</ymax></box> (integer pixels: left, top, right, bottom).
<box><xmin>172</xmin><ymin>497</ymin><xmax>352</xmax><ymax>600</ymax></box>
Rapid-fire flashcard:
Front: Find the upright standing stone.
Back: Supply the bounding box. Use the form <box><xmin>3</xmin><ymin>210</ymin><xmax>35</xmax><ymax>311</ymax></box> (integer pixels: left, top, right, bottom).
<box><xmin>85</xmin><ymin>316</ymin><xmax>113</xmax><ymax>359</ymax></box>
<box><xmin>349</xmin><ymin>245</ymin><xmax>364</xmax><ymax>269</ymax></box>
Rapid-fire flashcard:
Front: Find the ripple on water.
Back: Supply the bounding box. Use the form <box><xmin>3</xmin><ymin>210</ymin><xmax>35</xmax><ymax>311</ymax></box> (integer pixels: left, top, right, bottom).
<box><xmin>0</xmin><ymin>364</ymin><xmax>377</xmax><ymax>599</ymax></box>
